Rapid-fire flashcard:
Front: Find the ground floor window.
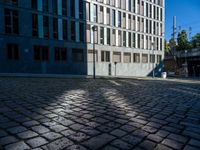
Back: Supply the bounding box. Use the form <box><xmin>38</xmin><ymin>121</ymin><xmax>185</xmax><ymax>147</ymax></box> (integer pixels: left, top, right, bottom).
<box><xmin>72</xmin><ymin>49</ymin><xmax>84</xmax><ymax>62</ymax></box>
<box><xmin>157</xmin><ymin>55</ymin><xmax>162</xmax><ymax>63</ymax></box>
<box><xmin>55</xmin><ymin>47</ymin><xmax>67</xmax><ymax>61</ymax></box>
<box><xmin>34</xmin><ymin>45</ymin><xmax>49</xmax><ymax>61</ymax></box>
<box><xmin>124</xmin><ymin>52</ymin><xmax>131</xmax><ymax>63</ymax></box>
<box><xmin>88</xmin><ymin>50</ymin><xmax>98</xmax><ymax>62</ymax></box>
<box><xmin>133</xmin><ymin>53</ymin><xmax>140</xmax><ymax>63</ymax></box>
<box><xmin>150</xmin><ymin>54</ymin><xmax>155</xmax><ymax>63</ymax></box>
<box><xmin>7</xmin><ymin>43</ymin><xmax>19</xmax><ymax>60</ymax></box>
<box><xmin>113</xmin><ymin>52</ymin><xmax>121</xmax><ymax>63</ymax></box>
<box><xmin>101</xmin><ymin>51</ymin><xmax>110</xmax><ymax>62</ymax></box>
<box><xmin>142</xmin><ymin>54</ymin><xmax>148</xmax><ymax>63</ymax></box>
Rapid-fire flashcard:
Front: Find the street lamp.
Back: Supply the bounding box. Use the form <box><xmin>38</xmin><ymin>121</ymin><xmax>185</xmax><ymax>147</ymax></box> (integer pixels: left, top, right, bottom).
<box><xmin>185</xmin><ymin>50</ymin><xmax>188</xmax><ymax>77</ymax></box>
<box><xmin>92</xmin><ymin>25</ymin><xmax>97</xmax><ymax>79</ymax></box>
<box><xmin>151</xmin><ymin>42</ymin><xmax>155</xmax><ymax>78</ymax></box>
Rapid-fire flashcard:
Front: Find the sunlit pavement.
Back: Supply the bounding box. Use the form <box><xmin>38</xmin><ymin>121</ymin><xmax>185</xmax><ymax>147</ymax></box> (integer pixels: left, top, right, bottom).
<box><xmin>0</xmin><ymin>77</ymin><xmax>200</xmax><ymax>150</ymax></box>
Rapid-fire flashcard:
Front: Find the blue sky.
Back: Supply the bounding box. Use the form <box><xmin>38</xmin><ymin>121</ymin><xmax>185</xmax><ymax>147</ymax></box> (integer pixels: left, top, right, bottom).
<box><xmin>165</xmin><ymin>0</ymin><xmax>200</xmax><ymax>41</ymax></box>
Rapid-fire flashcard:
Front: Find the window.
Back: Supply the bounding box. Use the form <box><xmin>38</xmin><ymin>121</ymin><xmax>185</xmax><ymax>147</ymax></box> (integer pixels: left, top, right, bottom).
<box><xmin>100</xmin><ymin>27</ymin><xmax>104</xmax><ymax>44</ymax></box>
<box><xmin>4</xmin><ymin>9</ymin><xmax>19</xmax><ymax>34</ymax></box>
<box><xmin>79</xmin><ymin>0</ymin><xmax>84</xmax><ymax>19</ymax></box>
<box><xmin>7</xmin><ymin>44</ymin><xmax>19</xmax><ymax>60</ymax></box>
<box><xmin>123</xmin><ymin>13</ymin><xmax>126</xmax><ymax>29</ymax></box>
<box><xmin>132</xmin><ymin>33</ymin><xmax>136</xmax><ymax>48</ymax></box>
<box><xmin>63</xmin><ymin>19</ymin><xmax>68</xmax><ymax>40</ymax></box>
<box><xmin>32</xmin><ymin>14</ymin><xmax>38</xmax><ymax>37</ymax></box>
<box><xmin>3</xmin><ymin>0</ymin><xmax>18</xmax><ymax>6</ymax></box>
<box><xmin>113</xmin><ymin>52</ymin><xmax>121</xmax><ymax>63</ymax></box>
<box><xmin>118</xmin><ymin>30</ymin><xmax>121</xmax><ymax>46</ymax></box>
<box><xmin>124</xmin><ymin>53</ymin><xmax>131</xmax><ymax>63</ymax></box>
<box><xmin>142</xmin><ymin>54</ymin><xmax>148</xmax><ymax>63</ymax></box>
<box><xmin>107</xmin><ymin>28</ymin><xmax>110</xmax><ymax>45</ymax></box>
<box><xmin>99</xmin><ymin>6</ymin><xmax>104</xmax><ymax>24</ymax></box>
<box><xmin>86</xmin><ymin>24</ymin><xmax>91</xmax><ymax>43</ymax></box>
<box><xmin>128</xmin><ymin>32</ymin><xmax>131</xmax><ymax>47</ymax></box>
<box><xmin>150</xmin><ymin>54</ymin><xmax>155</xmax><ymax>63</ymax></box>
<box><xmin>62</xmin><ymin>0</ymin><xmax>67</xmax><ymax>16</ymax></box>
<box><xmin>34</xmin><ymin>46</ymin><xmax>49</xmax><ymax>61</ymax></box>
<box><xmin>88</xmin><ymin>50</ymin><xmax>98</xmax><ymax>62</ymax></box>
<box><xmin>70</xmin><ymin>0</ymin><xmax>75</xmax><ymax>17</ymax></box>
<box><xmin>71</xmin><ymin>21</ymin><xmax>75</xmax><ymax>41</ymax></box>
<box><xmin>112</xmin><ymin>10</ymin><xmax>116</xmax><ymax>26</ymax></box>
<box><xmin>133</xmin><ymin>53</ymin><xmax>140</xmax><ymax>63</ymax></box>
<box><xmin>55</xmin><ymin>47</ymin><xmax>67</xmax><ymax>61</ymax></box>
<box><xmin>106</xmin><ymin>8</ymin><xmax>110</xmax><ymax>25</ymax></box>
<box><xmin>157</xmin><ymin>55</ymin><xmax>162</xmax><ymax>63</ymax></box>
<box><xmin>53</xmin><ymin>17</ymin><xmax>58</xmax><ymax>39</ymax></box>
<box><xmin>31</xmin><ymin>0</ymin><xmax>37</xmax><ymax>9</ymax></box>
<box><xmin>112</xmin><ymin>29</ymin><xmax>116</xmax><ymax>46</ymax></box>
<box><xmin>128</xmin><ymin>0</ymin><xmax>131</xmax><ymax>11</ymax></box>
<box><xmin>93</xmin><ymin>4</ymin><xmax>97</xmax><ymax>22</ymax></box>
<box><xmin>79</xmin><ymin>22</ymin><xmax>84</xmax><ymax>42</ymax></box>
<box><xmin>86</xmin><ymin>2</ymin><xmax>90</xmax><ymax>21</ymax></box>
<box><xmin>118</xmin><ymin>11</ymin><xmax>121</xmax><ymax>27</ymax></box>
<box><xmin>123</xmin><ymin>31</ymin><xmax>126</xmax><ymax>47</ymax></box>
<box><xmin>43</xmin><ymin>0</ymin><xmax>48</xmax><ymax>12</ymax></box>
<box><xmin>43</xmin><ymin>16</ymin><xmax>49</xmax><ymax>38</ymax></box>
<box><xmin>53</xmin><ymin>0</ymin><xmax>58</xmax><ymax>14</ymax></box>
<box><xmin>72</xmin><ymin>49</ymin><xmax>84</xmax><ymax>62</ymax></box>
<box><xmin>101</xmin><ymin>51</ymin><xmax>110</xmax><ymax>62</ymax></box>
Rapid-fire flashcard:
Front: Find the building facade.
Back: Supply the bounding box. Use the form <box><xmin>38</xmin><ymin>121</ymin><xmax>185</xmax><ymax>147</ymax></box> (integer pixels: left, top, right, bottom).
<box><xmin>0</xmin><ymin>0</ymin><xmax>165</xmax><ymax>76</ymax></box>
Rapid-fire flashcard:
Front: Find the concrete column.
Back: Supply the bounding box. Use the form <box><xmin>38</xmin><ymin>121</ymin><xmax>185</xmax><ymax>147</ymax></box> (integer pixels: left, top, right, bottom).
<box><xmin>90</xmin><ymin>3</ymin><xmax>94</xmax><ymax>22</ymax></box>
<box><xmin>75</xmin><ymin>0</ymin><xmax>79</xmax><ymax>19</ymax></box>
<box><xmin>104</xmin><ymin>6</ymin><xmax>106</xmax><ymax>25</ymax></box>
<box><xmin>126</xmin><ymin>31</ymin><xmax>128</xmax><ymax>47</ymax></box>
<box><xmin>76</xmin><ymin>21</ymin><xmax>80</xmax><ymax>42</ymax></box>
<box><xmin>58</xmin><ymin>0</ymin><xmax>62</xmax><ymax>15</ymax></box>
<box><xmin>116</xmin><ymin>30</ymin><xmax>119</xmax><ymax>46</ymax></box>
<box><xmin>104</xmin><ymin>28</ymin><xmax>107</xmax><ymax>45</ymax></box>
<box><xmin>38</xmin><ymin>0</ymin><xmax>42</xmax><ymax>11</ymax></box>
<box><xmin>38</xmin><ymin>15</ymin><xmax>44</xmax><ymax>38</ymax></box>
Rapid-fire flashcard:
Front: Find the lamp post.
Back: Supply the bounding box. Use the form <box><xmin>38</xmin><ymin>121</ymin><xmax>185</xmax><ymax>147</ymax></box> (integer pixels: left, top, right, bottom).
<box><xmin>92</xmin><ymin>25</ymin><xmax>97</xmax><ymax>79</ymax></box>
<box><xmin>185</xmin><ymin>50</ymin><xmax>188</xmax><ymax>77</ymax></box>
<box><xmin>151</xmin><ymin>42</ymin><xmax>155</xmax><ymax>78</ymax></box>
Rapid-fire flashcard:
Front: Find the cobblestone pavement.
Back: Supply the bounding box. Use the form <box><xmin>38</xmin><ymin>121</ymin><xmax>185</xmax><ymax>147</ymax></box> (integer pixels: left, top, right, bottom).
<box><xmin>0</xmin><ymin>77</ymin><xmax>200</xmax><ymax>150</ymax></box>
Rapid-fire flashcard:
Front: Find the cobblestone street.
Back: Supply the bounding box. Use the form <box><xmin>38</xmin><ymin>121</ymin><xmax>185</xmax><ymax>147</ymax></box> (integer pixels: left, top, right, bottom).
<box><xmin>0</xmin><ymin>77</ymin><xmax>200</xmax><ymax>150</ymax></box>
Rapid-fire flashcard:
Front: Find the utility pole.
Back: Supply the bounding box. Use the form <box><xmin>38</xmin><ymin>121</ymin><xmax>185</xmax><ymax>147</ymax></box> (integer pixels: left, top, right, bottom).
<box><xmin>172</xmin><ymin>16</ymin><xmax>177</xmax><ymax>73</ymax></box>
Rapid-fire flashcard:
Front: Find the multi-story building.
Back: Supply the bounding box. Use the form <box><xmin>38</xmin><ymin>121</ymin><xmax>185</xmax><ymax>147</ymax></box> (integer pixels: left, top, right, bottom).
<box><xmin>0</xmin><ymin>0</ymin><xmax>165</xmax><ymax>76</ymax></box>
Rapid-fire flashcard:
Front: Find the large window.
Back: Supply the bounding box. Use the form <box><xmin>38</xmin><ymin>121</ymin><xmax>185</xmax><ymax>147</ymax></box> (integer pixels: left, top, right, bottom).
<box><xmin>88</xmin><ymin>50</ymin><xmax>98</xmax><ymax>62</ymax></box>
<box><xmin>71</xmin><ymin>21</ymin><xmax>75</xmax><ymax>41</ymax></box>
<box><xmin>112</xmin><ymin>9</ymin><xmax>116</xmax><ymax>26</ymax></box>
<box><xmin>79</xmin><ymin>0</ymin><xmax>84</xmax><ymax>19</ymax></box>
<box><xmin>43</xmin><ymin>16</ymin><xmax>49</xmax><ymax>38</ymax></box>
<box><xmin>31</xmin><ymin>0</ymin><xmax>37</xmax><ymax>9</ymax></box>
<box><xmin>3</xmin><ymin>0</ymin><xmax>18</xmax><ymax>6</ymax></box>
<box><xmin>7</xmin><ymin>43</ymin><xmax>19</xmax><ymax>60</ymax></box>
<box><xmin>113</xmin><ymin>52</ymin><xmax>121</xmax><ymax>63</ymax></box>
<box><xmin>101</xmin><ymin>51</ymin><xmax>110</xmax><ymax>62</ymax></box>
<box><xmin>53</xmin><ymin>17</ymin><xmax>58</xmax><ymax>39</ymax></box>
<box><xmin>55</xmin><ymin>47</ymin><xmax>67</xmax><ymax>61</ymax></box>
<box><xmin>34</xmin><ymin>46</ymin><xmax>49</xmax><ymax>61</ymax></box>
<box><xmin>150</xmin><ymin>54</ymin><xmax>155</xmax><ymax>63</ymax></box>
<box><xmin>79</xmin><ymin>22</ymin><xmax>84</xmax><ymax>42</ymax></box>
<box><xmin>4</xmin><ymin>9</ymin><xmax>19</xmax><ymax>34</ymax></box>
<box><xmin>142</xmin><ymin>54</ymin><xmax>148</xmax><ymax>63</ymax></box>
<box><xmin>133</xmin><ymin>53</ymin><xmax>140</xmax><ymax>63</ymax></box>
<box><xmin>107</xmin><ymin>28</ymin><xmax>110</xmax><ymax>45</ymax></box>
<box><xmin>62</xmin><ymin>0</ymin><xmax>67</xmax><ymax>16</ymax></box>
<box><xmin>93</xmin><ymin>4</ymin><xmax>97</xmax><ymax>22</ymax></box>
<box><xmin>72</xmin><ymin>49</ymin><xmax>84</xmax><ymax>62</ymax></box>
<box><xmin>100</xmin><ymin>27</ymin><xmax>104</xmax><ymax>44</ymax></box>
<box><xmin>53</xmin><ymin>0</ymin><xmax>58</xmax><ymax>14</ymax></box>
<box><xmin>43</xmin><ymin>0</ymin><xmax>48</xmax><ymax>12</ymax></box>
<box><xmin>124</xmin><ymin>53</ymin><xmax>131</xmax><ymax>63</ymax></box>
<box><xmin>32</xmin><ymin>14</ymin><xmax>38</xmax><ymax>37</ymax></box>
<box><xmin>118</xmin><ymin>11</ymin><xmax>121</xmax><ymax>27</ymax></box>
<box><xmin>70</xmin><ymin>0</ymin><xmax>75</xmax><ymax>17</ymax></box>
<box><xmin>63</xmin><ymin>19</ymin><xmax>68</xmax><ymax>40</ymax></box>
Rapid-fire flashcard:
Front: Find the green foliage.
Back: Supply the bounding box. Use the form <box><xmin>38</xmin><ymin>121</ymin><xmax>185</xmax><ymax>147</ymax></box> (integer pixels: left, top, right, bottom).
<box><xmin>192</xmin><ymin>33</ymin><xmax>200</xmax><ymax>48</ymax></box>
<box><xmin>177</xmin><ymin>30</ymin><xmax>190</xmax><ymax>51</ymax></box>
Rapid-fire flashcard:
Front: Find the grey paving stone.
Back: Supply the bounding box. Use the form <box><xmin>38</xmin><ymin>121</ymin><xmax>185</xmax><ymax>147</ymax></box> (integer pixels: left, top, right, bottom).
<box><xmin>82</xmin><ymin>133</ymin><xmax>115</xmax><ymax>150</ymax></box>
<box><xmin>188</xmin><ymin>139</ymin><xmax>200</xmax><ymax>148</ymax></box>
<box><xmin>111</xmin><ymin>139</ymin><xmax>133</xmax><ymax>150</ymax></box>
<box><xmin>5</xmin><ymin>141</ymin><xmax>30</xmax><ymax>150</ymax></box>
<box><xmin>61</xmin><ymin>129</ymin><xmax>76</xmax><ymax>137</ymax></box>
<box><xmin>120</xmin><ymin>124</ymin><xmax>137</xmax><ymax>132</ymax></box>
<box><xmin>42</xmin><ymin>132</ymin><xmax>62</xmax><ymax>141</ymax></box>
<box><xmin>42</xmin><ymin>137</ymin><xmax>73</xmax><ymax>150</ymax></box>
<box><xmin>49</xmin><ymin>124</ymin><xmax>67</xmax><ymax>132</ymax></box>
<box><xmin>147</xmin><ymin>134</ymin><xmax>163</xmax><ymax>143</ymax></box>
<box><xmin>110</xmin><ymin>129</ymin><xmax>127</xmax><ymax>137</ymax></box>
<box><xmin>7</xmin><ymin>126</ymin><xmax>27</xmax><ymax>134</ymax></box>
<box><xmin>162</xmin><ymin>138</ymin><xmax>184</xmax><ymax>149</ymax></box>
<box><xmin>17</xmin><ymin>130</ymin><xmax>38</xmax><ymax>139</ymax></box>
<box><xmin>184</xmin><ymin>145</ymin><xmax>200</xmax><ymax>150</ymax></box>
<box><xmin>167</xmin><ymin>133</ymin><xmax>188</xmax><ymax>144</ymax></box>
<box><xmin>23</xmin><ymin>120</ymin><xmax>40</xmax><ymax>127</ymax></box>
<box><xmin>68</xmin><ymin>132</ymin><xmax>90</xmax><ymax>142</ymax></box>
<box><xmin>122</xmin><ymin>135</ymin><xmax>142</xmax><ymax>146</ymax></box>
<box><xmin>0</xmin><ymin>136</ymin><xmax>18</xmax><ymax>145</ymax></box>
<box><xmin>142</xmin><ymin>125</ymin><xmax>157</xmax><ymax>134</ymax></box>
<box><xmin>31</xmin><ymin>125</ymin><xmax>50</xmax><ymax>134</ymax></box>
<box><xmin>155</xmin><ymin>144</ymin><xmax>173</xmax><ymax>150</ymax></box>
<box><xmin>26</xmin><ymin>137</ymin><xmax>48</xmax><ymax>148</ymax></box>
<box><xmin>139</xmin><ymin>140</ymin><xmax>156</xmax><ymax>150</ymax></box>
<box><xmin>66</xmin><ymin>144</ymin><xmax>88</xmax><ymax>150</ymax></box>
<box><xmin>102</xmin><ymin>145</ymin><xmax>120</xmax><ymax>150</ymax></box>
<box><xmin>0</xmin><ymin>130</ymin><xmax>8</xmax><ymax>137</ymax></box>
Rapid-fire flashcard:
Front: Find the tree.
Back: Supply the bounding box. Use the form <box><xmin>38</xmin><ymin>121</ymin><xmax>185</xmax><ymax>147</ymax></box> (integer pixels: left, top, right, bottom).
<box><xmin>192</xmin><ymin>33</ymin><xmax>200</xmax><ymax>48</ymax></box>
<box><xmin>164</xmin><ymin>40</ymin><xmax>170</xmax><ymax>54</ymax></box>
<box><xmin>177</xmin><ymin>30</ymin><xmax>190</xmax><ymax>51</ymax></box>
